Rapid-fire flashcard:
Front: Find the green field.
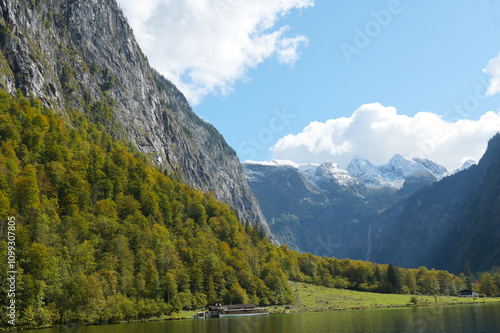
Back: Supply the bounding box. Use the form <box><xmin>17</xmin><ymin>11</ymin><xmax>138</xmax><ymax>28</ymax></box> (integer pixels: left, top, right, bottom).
<box><xmin>267</xmin><ymin>281</ymin><xmax>500</xmax><ymax>314</ymax></box>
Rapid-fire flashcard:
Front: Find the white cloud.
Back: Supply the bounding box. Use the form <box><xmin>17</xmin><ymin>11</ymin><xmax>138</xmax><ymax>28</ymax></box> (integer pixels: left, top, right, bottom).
<box><xmin>484</xmin><ymin>52</ymin><xmax>500</xmax><ymax>97</ymax></box>
<box><xmin>116</xmin><ymin>0</ymin><xmax>313</xmax><ymax>105</ymax></box>
<box><xmin>271</xmin><ymin>103</ymin><xmax>500</xmax><ymax>169</ymax></box>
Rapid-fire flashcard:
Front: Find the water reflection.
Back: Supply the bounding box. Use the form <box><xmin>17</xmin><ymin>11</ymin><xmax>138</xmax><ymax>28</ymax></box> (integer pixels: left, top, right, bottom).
<box><xmin>22</xmin><ymin>302</ymin><xmax>500</xmax><ymax>333</ymax></box>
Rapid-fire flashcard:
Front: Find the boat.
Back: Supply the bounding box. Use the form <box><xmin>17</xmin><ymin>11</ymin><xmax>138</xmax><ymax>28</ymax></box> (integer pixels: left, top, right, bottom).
<box><xmin>206</xmin><ymin>304</ymin><xmax>269</xmax><ymax>318</ymax></box>
<box><xmin>219</xmin><ymin>307</ymin><xmax>269</xmax><ymax>318</ymax></box>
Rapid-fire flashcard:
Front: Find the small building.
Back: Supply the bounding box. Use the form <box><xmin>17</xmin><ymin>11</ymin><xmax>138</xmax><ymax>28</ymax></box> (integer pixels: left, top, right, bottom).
<box><xmin>458</xmin><ymin>289</ymin><xmax>479</xmax><ymax>298</ymax></box>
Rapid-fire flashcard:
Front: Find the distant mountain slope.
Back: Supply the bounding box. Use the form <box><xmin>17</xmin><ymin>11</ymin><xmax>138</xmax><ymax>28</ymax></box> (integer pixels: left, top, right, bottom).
<box><xmin>370</xmin><ymin>133</ymin><xmax>500</xmax><ymax>273</ymax></box>
<box><xmin>244</xmin><ymin>160</ymin><xmax>371</xmax><ymax>258</ymax></box>
<box><xmin>0</xmin><ymin>0</ymin><xmax>269</xmax><ymax>232</ymax></box>
<box><xmin>244</xmin><ymin>155</ymin><xmax>473</xmax><ymax>261</ymax></box>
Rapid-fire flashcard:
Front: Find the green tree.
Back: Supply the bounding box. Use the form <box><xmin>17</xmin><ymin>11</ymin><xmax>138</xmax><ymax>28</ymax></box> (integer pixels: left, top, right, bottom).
<box><xmin>463</xmin><ymin>261</ymin><xmax>474</xmax><ymax>290</ymax></box>
<box><xmin>0</xmin><ymin>189</ymin><xmax>10</xmax><ymax>219</ymax></box>
<box><xmin>72</xmin><ymin>240</ymin><xmax>97</xmax><ymax>275</ymax></box>
<box><xmin>478</xmin><ymin>273</ymin><xmax>499</xmax><ymax>297</ymax></box>
<box><xmin>437</xmin><ymin>271</ymin><xmax>456</xmax><ymax>296</ymax></box>
<box><xmin>387</xmin><ymin>264</ymin><xmax>403</xmax><ymax>293</ymax></box>
<box><xmin>162</xmin><ymin>272</ymin><xmax>178</xmax><ymax>304</ymax></box>
<box><xmin>228</xmin><ymin>281</ymin><xmax>248</xmax><ymax>305</ymax></box>
<box><xmin>403</xmin><ymin>270</ymin><xmax>417</xmax><ymax>294</ymax></box>
<box><xmin>63</xmin><ymin>272</ymin><xmax>105</xmax><ymax>324</ymax></box>
<box><xmin>16</xmin><ymin>164</ymin><xmax>40</xmax><ymax>215</ymax></box>
<box><xmin>417</xmin><ymin>270</ymin><xmax>439</xmax><ymax>295</ymax></box>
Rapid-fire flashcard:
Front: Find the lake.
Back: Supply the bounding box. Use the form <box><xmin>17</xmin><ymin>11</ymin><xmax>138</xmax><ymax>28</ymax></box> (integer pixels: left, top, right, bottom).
<box><xmin>23</xmin><ymin>302</ymin><xmax>500</xmax><ymax>333</ymax></box>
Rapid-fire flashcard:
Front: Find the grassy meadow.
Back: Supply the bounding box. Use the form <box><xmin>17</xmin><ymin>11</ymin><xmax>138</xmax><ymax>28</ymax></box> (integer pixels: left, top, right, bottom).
<box><xmin>267</xmin><ymin>281</ymin><xmax>500</xmax><ymax>314</ymax></box>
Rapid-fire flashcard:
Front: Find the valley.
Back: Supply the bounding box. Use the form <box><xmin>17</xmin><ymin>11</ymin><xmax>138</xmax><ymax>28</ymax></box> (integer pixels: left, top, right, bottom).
<box><xmin>243</xmin><ymin>154</ymin><xmax>476</xmax><ymax>264</ymax></box>
<box><xmin>0</xmin><ymin>0</ymin><xmax>499</xmax><ymax>331</ymax></box>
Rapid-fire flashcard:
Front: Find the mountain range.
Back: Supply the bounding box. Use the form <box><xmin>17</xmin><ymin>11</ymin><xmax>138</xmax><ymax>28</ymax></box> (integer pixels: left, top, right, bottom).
<box><xmin>243</xmin><ymin>149</ymin><xmax>497</xmax><ymax>273</ymax></box>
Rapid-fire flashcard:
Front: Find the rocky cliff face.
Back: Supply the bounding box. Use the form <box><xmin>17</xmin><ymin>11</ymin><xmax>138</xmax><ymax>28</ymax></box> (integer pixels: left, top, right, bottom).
<box><xmin>0</xmin><ymin>0</ymin><xmax>269</xmax><ymax>233</ymax></box>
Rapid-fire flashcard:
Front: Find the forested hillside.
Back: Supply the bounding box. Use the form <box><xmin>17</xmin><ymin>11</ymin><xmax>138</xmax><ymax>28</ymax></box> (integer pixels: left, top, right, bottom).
<box><xmin>0</xmin><ymin>91</ymin><xmax>480</xmax><ymax>328</ymax></box>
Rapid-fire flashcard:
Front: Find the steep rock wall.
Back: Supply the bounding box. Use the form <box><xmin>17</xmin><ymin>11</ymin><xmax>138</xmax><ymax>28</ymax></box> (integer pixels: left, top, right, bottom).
<box><xmin>0</xmin><ymin>0</ymin><xmax>270</xmax><ymax>234</ymax></box>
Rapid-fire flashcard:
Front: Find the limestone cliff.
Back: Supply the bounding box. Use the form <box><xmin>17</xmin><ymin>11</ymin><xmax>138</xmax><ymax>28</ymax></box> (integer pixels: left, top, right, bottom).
<box><xmin>0</xmin><ymin>0</ymin><xmax>270</xmax><ymax>234</ymax></box>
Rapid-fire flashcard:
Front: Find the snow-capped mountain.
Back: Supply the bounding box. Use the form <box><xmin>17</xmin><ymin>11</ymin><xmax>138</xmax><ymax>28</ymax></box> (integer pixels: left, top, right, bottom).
<box><xmin>242</xmin><ymin>154</ymin><xmax>461</xmax><ymax>260</ymax></box>
<box><xmin>308</xmin><ymin>161</ymin><xmax>363</xmax><ymax>188</ymax></box>
<box><xmin>244</xmin><ymin>159</ymin><xmax>362</xmax><ymax>189</ymax></box>
<box><xmin>455</xmin><ymin>158</ymin><xmax>478</xmax><ymax>172</ymax></box>
<box><xmin>346</xmin><ymin>156</ymin><xmax>386</xmax><ymax>187</ymax></box>
<box><xmin>413</xmin><ymin>158</ymin><xmax>450</xmax><ymax>178</ymax></box>
<box><xmin>245</xmin><ymin>154</ymin><xmax>453</xmax><ymax>190</ymax></box>
<box><xmin>243</xmin><ymin>160</ymin><xmax>319</xmax><ymax>185</ymax></box>
<box><xmin>347</xmin><ymin>154</ymin><xmax>451</xmax><ymax>189</ymax></box>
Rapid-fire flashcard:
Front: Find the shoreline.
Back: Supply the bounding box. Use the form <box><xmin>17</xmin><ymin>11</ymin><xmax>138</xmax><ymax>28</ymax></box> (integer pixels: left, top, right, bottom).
<box><xmin>3</xmin><ymin>282</ymin><xmax>499</xmax><ymax>331</ymax></box>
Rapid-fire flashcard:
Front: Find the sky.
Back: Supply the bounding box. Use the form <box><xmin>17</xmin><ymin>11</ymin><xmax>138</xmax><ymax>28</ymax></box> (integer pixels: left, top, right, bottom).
<box><xmin>116</xmin><ymin>0</ymin><xmax>500</xmax><ymax>169</ymax></box>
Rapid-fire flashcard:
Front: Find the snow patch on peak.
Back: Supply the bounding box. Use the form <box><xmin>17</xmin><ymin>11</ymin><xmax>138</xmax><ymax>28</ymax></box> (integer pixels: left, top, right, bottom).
<box><xmin>297</xmin><ymin>163</ymin><xmax>320</xmax><ymax>179</ymax></box>
<box><xmin>412</xmin><ymin>158</ymin><xmax>450</xmax><ymax>180</ymax></box>
<box><xmin>347</xmin><ymin>156</ymin><xmax>385</xmax><ymax>187</ymax></box>
<box><xmin>243</xmin><ymin>160</ymin><xmax>321</xmax><ymax>183</ymax></box>
<box><xmin>244</xmin><ymin>159</ymin><xmax>322</xmax><ymax>171</ymax></box>
<box><xmin>456</xmin><ymin>158</ymin><xmax>477</xmax><ymax>172</ymax></box>
<box><xmin>314</xmin><ymin>161</ymin><xmax>361</xmax><ymax>187</ymax></box>
<box><xmin>318</xmin><ymin>161</ymin><xmax>342</xmax><ymax>173</ymax></box>
<box><xmin>347</xmin><ymin>154</ymin><xmax>449</xmax><ymax>189</ymax></box>
<box><xmin>384</xmin><ymin>154</ymin><xmax>430</xmax><ymax>179</ymax></box>
<box><xmin>243</xmin><ymin>159</ymin><xmax>301</xmax><ymax>168</ymax></box>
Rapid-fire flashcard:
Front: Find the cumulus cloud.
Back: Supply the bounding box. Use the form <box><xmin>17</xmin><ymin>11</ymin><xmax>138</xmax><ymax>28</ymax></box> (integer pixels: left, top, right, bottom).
<box><xmin>271</xmin><ymin>103</ymin><xmax>500</xmax><ymax>169</ymax></box>
<box><xmin>116</xmin><ymin>0</ymin><xmax>313</xmax><ymax>105</ymax></box>
<box><xmin>484</xmin><ymin>52</ymin><xmax>500</xmax><ymax>97</ymax></box>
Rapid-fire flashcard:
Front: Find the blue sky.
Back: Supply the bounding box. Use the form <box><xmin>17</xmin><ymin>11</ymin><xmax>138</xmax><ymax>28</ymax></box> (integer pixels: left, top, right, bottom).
<box><xmin>117</xmin><ymin>0</ymin><xmax>500</xmax><ymax>168</ymax></box>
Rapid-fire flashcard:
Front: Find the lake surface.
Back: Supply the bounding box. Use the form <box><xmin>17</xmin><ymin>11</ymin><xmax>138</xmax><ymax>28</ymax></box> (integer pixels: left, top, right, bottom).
<box><xmin>24</xmin><ymin>302</ymin><xmax>500</xmax><ymax>333</ymax></box>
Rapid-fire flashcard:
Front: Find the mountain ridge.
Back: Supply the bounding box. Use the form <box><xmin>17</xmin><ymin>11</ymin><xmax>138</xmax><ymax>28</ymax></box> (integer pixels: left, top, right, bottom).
<box><xmin>370</xmin><ymin>133</ymin><xmax>500</xmax><ymax>273</ymax></box>
<box><xmin>246</xmin><ymin>153</ymin><xmax>464</xmax><ymax>190</ymax></box>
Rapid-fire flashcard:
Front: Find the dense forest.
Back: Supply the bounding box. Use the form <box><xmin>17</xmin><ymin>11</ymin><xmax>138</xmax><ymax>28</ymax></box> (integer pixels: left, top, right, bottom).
<box><xmin>0</xmin><ymin>90</ymin><xmax>498</xmax><ymax>328</ymax></box>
